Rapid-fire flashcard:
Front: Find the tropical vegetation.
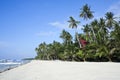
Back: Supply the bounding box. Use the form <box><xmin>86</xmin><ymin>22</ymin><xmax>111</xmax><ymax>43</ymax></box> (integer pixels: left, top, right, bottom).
<box><xmin>35</xmin><ymin>4</ymin><xmax>120</xmax><ymax>62</ymax></box>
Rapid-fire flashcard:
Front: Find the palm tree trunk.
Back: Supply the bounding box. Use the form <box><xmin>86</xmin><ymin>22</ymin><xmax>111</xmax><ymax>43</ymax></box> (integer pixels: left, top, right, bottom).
<box><xmin>107</xmin><ymin>56</ymin><xmax>112</xmax><ymax>62</ymax></box>
<box><xmin>76</xmin><ymin>32</ymin><xmax>82</xmax><ymax>48</ymax></box>
<box><xmin>83</xmin><ymin>57</ymin><xmax>86</xmax><ymax>62</ymax></box>
<box><xmin>91</xmin><ymin>27</ymin><xmax>97</xmax><ymax>42</ymax></box>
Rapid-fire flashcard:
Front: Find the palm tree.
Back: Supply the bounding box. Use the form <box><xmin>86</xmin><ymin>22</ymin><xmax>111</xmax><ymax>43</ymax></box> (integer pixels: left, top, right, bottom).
<box><xmin>111</xmin><ymin>23</ymin><xmax>120</xmax><ymax>51</ymax></box>
<box><xmin>47</xmin><ymin>41</ymin><xmax>62</xmax><ymax>60</ymax></box>
<box><xmin>98</xmin><ymin>18</ymin><xmax>108</xmax><ymax>44</ymax></box>
<box><xmin>68</xmin><ymin>16</ymin><xmax>81</xmax><ymax>48</ymax></box>
<box><xmin>79</xmin><ymin>4</ymin><xmax>94</xmax><ymax>45</ymax></box>
<box><xmin>90</xmin><ymin>19</ymin><xmax>99</xmax><ymax>43</ymax></box>
<box><xmin>60</xmin><ymin>29</ymin><xmax>67</xmax><ymax>44</ymax></box>
<box><xmin>105</xmin><ymin>12</ymin><xmax>116</xmax><ymax>29</ymax></box>
<box><xmin>80</xmin><ymin>4</ymin><xmax>94</xmax><ymax>20</ymax></box>
<box><xmin>82</xmin><ymin>24</ymin><xmax>91</xmax><ymax>43</ymax></box>
<box><xmin>35</xmin><ymin>42</ymin><xmax>48</xmax><ymax>60</ymax></box>
<box><xmin>95</xmin><ymin>41</ymin><xmax>117</xmax><ymax>62</ymax></box>
<box><xmin>99</xmin><ymin>18</ymin><xmax>108</xmax><ymax>34</ymax></box>
<box><xmin>60</xmin><ymin>29</ymin><xmax>73</xmax><ymax>45</ymax></box>
<box><xmin>68</xmin><ymin>16</ymin><xmax>80</xmax><ymax>28</ymax></box>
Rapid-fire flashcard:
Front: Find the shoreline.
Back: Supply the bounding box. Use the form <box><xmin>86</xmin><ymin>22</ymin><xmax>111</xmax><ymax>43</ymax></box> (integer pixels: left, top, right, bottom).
<box><xmin>0</xmin><ymin>60</ymin><xmax>120</xmax><ymax>80</ymax></box>
<box><xmin>0</xmin><ymin>60</ymin><xmax>119</xmax><ymax>73</ymax></box>
<box><xmin>0</xmin><ymin>60</ymin><xmax>31</xmax><ymax>73</ymax></box>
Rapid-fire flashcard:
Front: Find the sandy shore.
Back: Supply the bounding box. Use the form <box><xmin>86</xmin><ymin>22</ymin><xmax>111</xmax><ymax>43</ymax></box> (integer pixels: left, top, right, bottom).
<box><xmin>0</xmin><ymin>60</ymin><xmax>120</xmax><ymax>80</ymax></box>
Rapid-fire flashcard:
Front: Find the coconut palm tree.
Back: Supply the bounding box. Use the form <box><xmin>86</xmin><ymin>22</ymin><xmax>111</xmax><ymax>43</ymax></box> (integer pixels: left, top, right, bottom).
<box><xmin>111</xmin><ymin>23</ymin><xmax>120</xmax><ymax>50</ymax></box>
<box><xmin>47</xmin><ymin>41</ymin><xmax>62</xmax><ymax>60</ymax></box>
<box><xmin>35</xmin><ymin>42</ymin><xmax>48</xmax><ymax>60</ymax></box>
<box><xmin>98</xmin><ymin>18</ymin><xmax>108</xmax><ymax>44</ymax></box>
<box><xmin>99</xmin><ymin>18</ymin><xmax>108</xmax><ymax>34</ymax></box>
<box><xmin>68</xmin><ymin>16</ymin><xmax>81</xmax><ymax>48</ymax></box>
<box><xmin>60</xmin><ymin>29</ymin><xmax>67</xmax><ymax>44</ymax></box>
<box><xmin>90</xmin><ymin>19</ymin><xmax>99</xmax><ymax>43</ymax></box>
<box><xmin>105</xmin><ymin>12</ymin><xmax>116</xmax><ymax>29</ymax></box>
<box><xmin>60</xmin><ymin>29</ymin><xmax>73</xmax><ymax>45</ymax></box>
<box><xmin>68</xmin><ymin>16</ymin><xmax>80</xmax><ymax>28</ymax></box>
<box><xmin>95</xmin><ymin>40</ymin><xmax>117</xmax><ymax>62</ymax></box>
<box><xmin>80</xmin><ymin>4</ymin><xmax>94</xmax><ymax>20</ymax></box>
<box><xmin>82</xmin><ymin>24</ymin><xmax>91</xmax><ymax>43</ymax></box>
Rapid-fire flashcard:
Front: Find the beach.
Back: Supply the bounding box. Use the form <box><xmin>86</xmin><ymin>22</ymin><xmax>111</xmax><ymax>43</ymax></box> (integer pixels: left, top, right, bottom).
<box><xmin>0</xmin><ymin>60</ymin><xmax>120</xmax><ymax>80</ymax></box>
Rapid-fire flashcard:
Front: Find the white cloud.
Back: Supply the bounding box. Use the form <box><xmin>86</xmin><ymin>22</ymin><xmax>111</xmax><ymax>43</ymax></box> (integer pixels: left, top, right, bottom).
<box><xmin>108</xmin><ymin>1</ymin><xmax>120</xmax><ymax>17</ymax></box>
<box><xmin>36</xmin><ymin>31</ymin><xmax>56</xmax><ymax>37</ymax></box>
<box><xmin>49</xmin><ymin>21</ymin><xmax>83</xmax><ymax>31</ymax></box>
<box><xmin>49</xmin><ymin>21</ymin><xmax>69</xmax><ymax>29</ymax></box>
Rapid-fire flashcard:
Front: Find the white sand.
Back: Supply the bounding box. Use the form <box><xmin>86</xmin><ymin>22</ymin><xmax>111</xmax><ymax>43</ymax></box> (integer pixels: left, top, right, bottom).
<box><xmin>0</xmin><ymin>60</ymin><xmax>120</xmax><ymax>80</ymax></box>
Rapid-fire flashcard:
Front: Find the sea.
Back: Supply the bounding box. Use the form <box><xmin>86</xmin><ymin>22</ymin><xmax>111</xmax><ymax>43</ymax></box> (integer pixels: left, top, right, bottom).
<box><xmin>0</xmin><ymin>59</ymin><xmax>31</xmax><ymax>73</ymax></box>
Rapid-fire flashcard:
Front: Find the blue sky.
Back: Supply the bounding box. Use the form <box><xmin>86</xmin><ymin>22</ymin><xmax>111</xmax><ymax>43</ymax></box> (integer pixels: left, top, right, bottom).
<box><xmin>0</xmin><ymin>0</ymin><xmax>120</xmax><ymax>59</ymax></box>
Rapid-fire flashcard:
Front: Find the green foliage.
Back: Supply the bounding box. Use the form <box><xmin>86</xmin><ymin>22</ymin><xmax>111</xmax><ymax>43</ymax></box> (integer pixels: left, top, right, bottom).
<box><xmin>35</xmin><ymin>4</ymin><xmax>120</xmax><ymax>62</ymax></box>
<box><xmin>76</xmin><ymin>50</ymin><xmax>84</xmax><ymax>59</ymax></box>
<box><xmin>68</xmin><ymin>16</ymin><xmax>80</xmax><ymax>29</ymax></box>
<box><xmin>80</xmin><ymin>4</ymin><xmax>94</xmax><ymax>20</ymax></box>
<box><xmin>60</xmin><ymin>30</ymin><xmax>73</xmax><ymax>45</ymax></box>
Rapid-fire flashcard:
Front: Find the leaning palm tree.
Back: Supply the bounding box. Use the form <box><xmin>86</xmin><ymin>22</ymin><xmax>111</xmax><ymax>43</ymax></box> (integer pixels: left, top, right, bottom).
<box><xmin>90</xmin><ymin>19</ymin><xmax>99</xmax><ymax>43</ymax></box>
<box><xmin>80</xmin><ymin>4</ymin><xmax>94</xmax><ymax>20</ymax></box>
<box><xmin>68</xmin><ymin>16</ymin><xmax>81</xmax><ymax>48</ymax></box>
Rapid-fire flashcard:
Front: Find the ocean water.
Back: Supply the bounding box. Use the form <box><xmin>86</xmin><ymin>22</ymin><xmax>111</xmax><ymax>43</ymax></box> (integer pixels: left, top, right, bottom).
<box><xmin>0</xmin><ymin>60</ymin><xmax>31</xmax><ymax>73</ymax></box>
